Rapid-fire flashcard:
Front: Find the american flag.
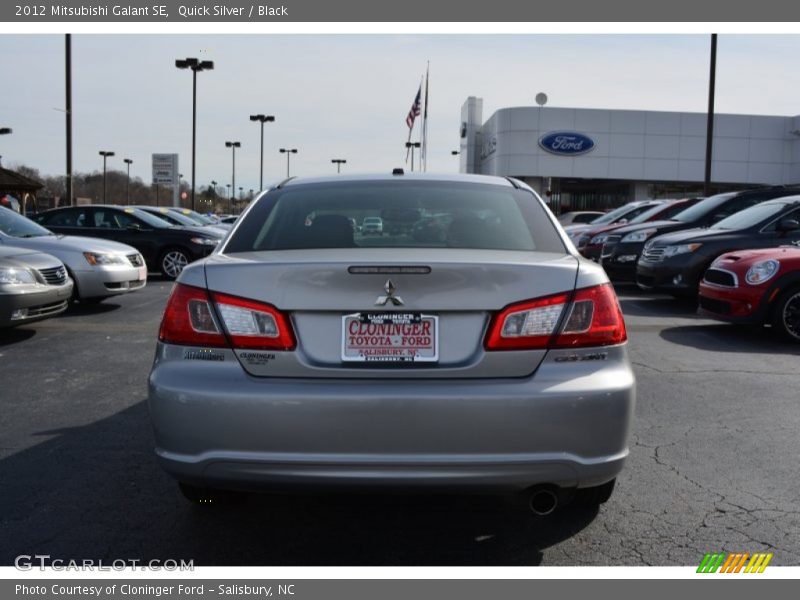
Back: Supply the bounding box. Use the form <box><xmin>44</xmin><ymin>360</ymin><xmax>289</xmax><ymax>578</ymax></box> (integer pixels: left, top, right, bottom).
<box><xmin>406</xmin><ymin>85</ymin><xmax>422</xmax><ymax>130</ymax></box>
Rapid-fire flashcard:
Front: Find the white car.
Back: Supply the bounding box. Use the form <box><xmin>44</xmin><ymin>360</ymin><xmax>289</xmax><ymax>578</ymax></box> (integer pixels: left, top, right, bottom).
<box><xmin>362</xmin><ymin>216</ymin><xmax>383</xmax><ymax>235</ymax></box>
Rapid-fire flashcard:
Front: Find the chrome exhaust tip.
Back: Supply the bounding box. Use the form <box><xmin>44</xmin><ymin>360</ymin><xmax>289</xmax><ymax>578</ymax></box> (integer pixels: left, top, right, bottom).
<box><xmin>529</xmin><ymin>488</ymin><xmax>558</xmax><ymax>516</ymax></box>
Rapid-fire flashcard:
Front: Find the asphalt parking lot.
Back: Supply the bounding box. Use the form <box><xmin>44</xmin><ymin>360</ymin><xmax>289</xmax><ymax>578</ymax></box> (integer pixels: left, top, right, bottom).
<box><xmin>1</xmin><ymin>279</ymin><xmax>798</xmax><ymax>566</ymax></box>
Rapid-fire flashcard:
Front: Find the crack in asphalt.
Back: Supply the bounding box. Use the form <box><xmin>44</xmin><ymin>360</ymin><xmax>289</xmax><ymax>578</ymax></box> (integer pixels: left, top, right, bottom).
<box><xmin>630</xmin><ymin>430</ymin><xmax>800</xmax><ymax>563</ymax></box>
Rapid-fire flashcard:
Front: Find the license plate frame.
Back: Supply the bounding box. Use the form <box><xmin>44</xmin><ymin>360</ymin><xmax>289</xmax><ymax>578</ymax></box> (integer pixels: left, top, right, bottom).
<box><xmin>341</xmin><ymin>312</ymin><xmax>439</xmax><ymax>363</ymax></box>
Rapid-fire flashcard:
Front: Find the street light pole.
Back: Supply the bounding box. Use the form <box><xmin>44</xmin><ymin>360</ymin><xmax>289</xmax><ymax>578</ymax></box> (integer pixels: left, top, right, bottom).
<box><xmin>279</xmin><ymin>148</ymin><xmax>297</xmax><ymax>177</ymax></box>
<box><xmin>123</xmin><ymin>158</ymin><xmax>133</xmax><ymax>205</ymax></box>
<box><xmin>249</xmin><ymin>114</ymin><xmax>275</xmax><ymax>190</ymax></box>
<box><xmin>98</xmin><ymin>151</ymin><xmax>115</xmax><ymax>204</ymax></box>
<box><xmin>175</xmin><ymin>57</ymin><xmax>214</xmax><ymax>212</ymax></box>
<box><xmin>331</xmin><ymin>159</ymin><xmax>346</xmax><ymax>173</ymax></box>
<box><xmin>704</xmin><ymin>34</ymin><xmax>717</xmax><ymax>197</ymax></box>
<box><xmin>225</xmin><ymin>141</ymin><xmax>240</xmax><ymax>214</ymax></box>
<box><xmin>65</xmin><ymin>34</ymin><xmax>73</xmax><ymax>206</ymax></box>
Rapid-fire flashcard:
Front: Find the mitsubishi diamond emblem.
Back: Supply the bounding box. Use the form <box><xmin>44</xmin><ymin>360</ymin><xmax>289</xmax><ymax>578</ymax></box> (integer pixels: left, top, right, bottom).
<box><xmin>375</xmin><ymin>279</ymin><xmax>404</xmax><ymax>306</ymax></box>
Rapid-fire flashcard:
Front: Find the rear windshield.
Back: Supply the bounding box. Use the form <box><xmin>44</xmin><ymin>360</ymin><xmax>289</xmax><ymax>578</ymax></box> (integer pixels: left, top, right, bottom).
<box><xmin>225</xmin><ymin>181</ymin><xmax>566</xmax><ymax>253</ymax></box>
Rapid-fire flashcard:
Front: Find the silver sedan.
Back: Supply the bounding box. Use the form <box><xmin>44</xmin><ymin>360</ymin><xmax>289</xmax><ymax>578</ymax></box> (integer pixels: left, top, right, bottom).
<box><xmin>0</xmin><ymin>245</ymin><xmax>73</xmax><ymax>327</ymax></box>
<box><xmin>148</xmin><ymin>174</ymin><xmax>635</xmax><ymax>514</ymax></box>
<box><xmin>0</xmin><ymin>207</ymin><xmax>147</xmax><ymax>302</ymax></box>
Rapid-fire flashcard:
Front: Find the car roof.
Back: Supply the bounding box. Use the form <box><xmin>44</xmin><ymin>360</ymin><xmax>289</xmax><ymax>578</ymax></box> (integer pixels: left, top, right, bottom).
<box><xmin>278</xmin><ymin>172</ymin><xmax>516</xmax><ymax>188</ymax></box>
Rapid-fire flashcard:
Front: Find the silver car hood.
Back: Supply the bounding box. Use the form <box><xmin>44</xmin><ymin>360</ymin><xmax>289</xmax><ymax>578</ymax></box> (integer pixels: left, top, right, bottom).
<box><xmin>0</xmin><ymin>245</ymin><xmax>64</xmax><ymax>270</ymax></box>
<box><xmin>2</xmin><ymin>234</ymin><xmax>138</xmax><ymax>255</ymax></box>
<box><xmin>0</xmin><ymin>244</ymin><xmax>49</xmax><ymax>260</ymax></box>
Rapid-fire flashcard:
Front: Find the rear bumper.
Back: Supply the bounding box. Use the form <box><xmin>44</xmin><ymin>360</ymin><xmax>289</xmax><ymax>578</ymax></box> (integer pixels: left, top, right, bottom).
<box><xmin>148</xmin><ymin>343</ymin><xmax>635</xmax><ymax>492</ymax></box>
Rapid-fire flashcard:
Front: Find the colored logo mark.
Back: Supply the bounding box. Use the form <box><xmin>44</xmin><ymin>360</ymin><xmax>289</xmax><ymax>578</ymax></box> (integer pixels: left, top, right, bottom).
<box><xmin>697</xmin><ymin>552</ymin><xmax>773</xmax><ymax>573</ymax></box>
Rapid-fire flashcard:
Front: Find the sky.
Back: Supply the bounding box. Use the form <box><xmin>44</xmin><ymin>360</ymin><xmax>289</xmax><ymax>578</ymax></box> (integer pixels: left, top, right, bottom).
<box><xmin>3</xmin><ymin>34</ymin><xmax>800</xmax><ymax>193</ymax></box>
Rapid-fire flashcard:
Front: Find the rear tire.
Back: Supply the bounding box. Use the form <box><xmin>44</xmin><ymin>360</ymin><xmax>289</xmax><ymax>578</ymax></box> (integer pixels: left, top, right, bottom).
<box><xmin>572</xmin><ymin>478</ymin><xmax>616</xmax><ymax>507</ymax></box>
<box><xmin>771</xmin><ymin>285</ymin><xmax>800</xmax><ymax>343</ymax></box>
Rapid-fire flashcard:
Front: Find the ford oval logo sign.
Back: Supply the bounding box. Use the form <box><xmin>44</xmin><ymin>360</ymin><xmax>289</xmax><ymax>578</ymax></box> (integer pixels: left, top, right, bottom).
<box><xmin>539</xmin><ymin>131</ymin><xmax>595</xmax><ymax>156</ymax></box>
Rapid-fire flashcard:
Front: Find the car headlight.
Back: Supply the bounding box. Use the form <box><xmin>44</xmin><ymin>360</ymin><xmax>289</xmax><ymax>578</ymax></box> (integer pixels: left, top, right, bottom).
<box><xmin>0</xmin><ymin>267</ymin><xmax>37</xmax><ymax>285</ymax></box>
<box><xmin>745</xmin><ymin>259</ymin><xmax>780</xmax><ymax>285</ymax></box>
<box><xmin>84</xmin><ymin>252</ymin><xmax>127</xmax><ymax>266</ymax></box>
<box><xmin>590</xmin><ymin>234</ymin><xmax>609</xmax><ymax>245</ymax></box>
<box><xmin>190</xmin><ymin>237</ymin><xmax>220</xmax><ymax>246</ymax></box>
<box><xmin>663</xmin><ymin>243</ymin><xmax>702</xmax><ymax>257</ymax></box>
<box><xmin>622</xmin><ymin>229</ymin><xmax>657</xmax><ymax>243</ymax></box>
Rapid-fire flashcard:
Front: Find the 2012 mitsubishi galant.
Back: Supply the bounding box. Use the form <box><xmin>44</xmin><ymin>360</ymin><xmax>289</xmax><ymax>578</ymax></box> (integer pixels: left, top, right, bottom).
<box><xmin>148</xmin><ymin>173</ymin><xmax>635</xmax><ymax>514</ymax></box>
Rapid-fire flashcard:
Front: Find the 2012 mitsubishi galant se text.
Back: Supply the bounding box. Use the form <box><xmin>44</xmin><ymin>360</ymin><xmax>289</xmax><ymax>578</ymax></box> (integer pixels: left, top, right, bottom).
<box><xmin>148</xmin><ymin>173</ymin><xmax>635</xmax><ymax>514</ymax></box>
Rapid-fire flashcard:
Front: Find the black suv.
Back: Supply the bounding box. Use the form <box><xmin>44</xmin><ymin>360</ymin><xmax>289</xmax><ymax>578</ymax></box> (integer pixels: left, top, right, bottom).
<box><xmin>600</xmin><ymin>186</ymin><xmax>800</xmax><ymax>282</ymax></box>
<box><xmin>34</xmin><ymin>205</ymin><xmax>221</xmax><ymax>279</ymax></box>
<box><xmin>636</xmin><ymin>197</ymin><xmax>800</xmax><ymax>295</ymax></box>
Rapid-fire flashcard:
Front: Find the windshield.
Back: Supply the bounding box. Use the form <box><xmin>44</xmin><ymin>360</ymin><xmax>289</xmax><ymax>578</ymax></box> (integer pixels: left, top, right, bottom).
<box><xmin>145</xmin><ymin>208</ymin><xmax>196</xmax><ymax>226</ymax></box>
<box><xmin>174</xmin><ymin>209</ymin><xmax>213</xmax><ymax>225</ymax></box>
<box><xmin>711</xmin><ymin>202</ymin><xmax>788</xmax><ymax>230</ymax></box>
<box><xmin>591</xmin><ymin>203</ymin><xmax>646</xmax><ymax>225</ymax></box>
<box><xmin>0</xmin><ymin>206</ymin><xmax>54</xmax><ymax>238</ymax></box>
<box><xmin>628</xmin><ymin>203</ymin><xmax>669</xmax><ymax>224</ymax></box>
<box><xmin>124</xmin><ymin>208</ymin><xmax>172</xmax><ymax>228</ymax></box>
<box><xmin>225</xmin><ymin>181</ymin><xmax>566</xmax><ymax>253</ymax></box>
<box><xmin>671</xmin><ymin>192</ymin><xmax>736</xmax><ymax>223</ymax></box>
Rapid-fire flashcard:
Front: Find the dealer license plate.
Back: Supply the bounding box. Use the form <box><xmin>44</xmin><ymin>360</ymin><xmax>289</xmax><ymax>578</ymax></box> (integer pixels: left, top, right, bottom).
<box><xmin>341</xmin><ymin>313</ymin><xmax>439</xmax><ymax>363</ymax></box>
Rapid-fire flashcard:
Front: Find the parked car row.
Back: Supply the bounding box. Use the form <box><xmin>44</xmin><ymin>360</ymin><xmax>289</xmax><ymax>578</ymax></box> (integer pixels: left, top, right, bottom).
<box><xmin>1</xmin><ymin>203</ymin><xmax>230</xmax><ymax>328</ymax></box>
<box><xmin>33</xmin><ymin>205</ymin><xmax>223</xmax><ymax>279</ymax></box>
<box><xmin>571</xmin><ymin>187</ymin><xmax>800</xmax><ymax>342</ymax></box>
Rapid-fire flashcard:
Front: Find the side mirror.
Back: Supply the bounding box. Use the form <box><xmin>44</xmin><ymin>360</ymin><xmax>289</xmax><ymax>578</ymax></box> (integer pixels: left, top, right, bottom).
<box><xmin>616</xmin><ymin>218</ymin><xmax>628</xmax><ymax>225</ymax></box>
<box><xmin>776</xmin><ymin>218</ymin><xmax>800</xmax><ymax>233</ymax></box>
<box><xmin>126</xmin><ymin>223</ymin><xmax>142</xmax><ymax>231</ymax></box>
<box><xmin>710</xmin><ymin>213</ymin><xmax>728</xmax><ymax>224</ymax></box>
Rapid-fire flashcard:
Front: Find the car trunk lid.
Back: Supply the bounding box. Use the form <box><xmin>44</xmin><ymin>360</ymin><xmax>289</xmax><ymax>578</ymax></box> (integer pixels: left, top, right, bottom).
<box><xmin>204</xmin><ymin>248</ymin><xmax>579</xmax><ymax>378</ymax></box>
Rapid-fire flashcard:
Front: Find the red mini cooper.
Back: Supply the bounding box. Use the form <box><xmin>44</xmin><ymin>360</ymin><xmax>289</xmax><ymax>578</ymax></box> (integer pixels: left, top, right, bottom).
<box><xmin>698</xmin><ymin>245</ymin><xmax>800</xmax><ymax>342</ymax></box>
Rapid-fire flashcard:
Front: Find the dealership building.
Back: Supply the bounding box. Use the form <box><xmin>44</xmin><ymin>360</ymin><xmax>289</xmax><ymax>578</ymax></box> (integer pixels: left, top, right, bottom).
<box><xmin>458</xmin><ymin>97</ymin><xmax>800</xmax><ymax>211</ymax></box>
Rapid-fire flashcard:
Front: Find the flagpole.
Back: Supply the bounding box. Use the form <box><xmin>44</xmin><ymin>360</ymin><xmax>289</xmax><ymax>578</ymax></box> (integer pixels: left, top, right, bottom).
<box><xmin>405</xmin><ymin>77</ymin><xmax>423</xmax><ymax>165</ymax></box>
<box><xmin>422</xmin><ymin>62</ymin><xmax>429</xmax><ymax>172</ymax></box>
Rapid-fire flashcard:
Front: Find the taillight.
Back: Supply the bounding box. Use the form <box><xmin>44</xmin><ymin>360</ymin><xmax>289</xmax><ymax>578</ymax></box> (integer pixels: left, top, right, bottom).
<box><xmin>159</xmin><ymin>284</ymin><xmax>227</xmax><ymax>347</ymax></box>
<box><xmin>552</xmin><ymin>284</ymin><xmax>627</xmax><ymax>348</ymax></box>
<box><xmin>211</xmin><ymin>291</ymin><xmax>296</xmax><ymax>350</ymax></box>
<box><xmin>485</xmin><ymin>283</ymin><xmax>626</xmax><ymax>351</ymax></box>
<box><xmin>158</xmin><ymin>283</ymin><xmax>295</xmax><ymax>350</ymax></box>
<box><xmin>485</xmin><ymin>292</ymin><xmax>570</xmax><ymax>350</ymax></box>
